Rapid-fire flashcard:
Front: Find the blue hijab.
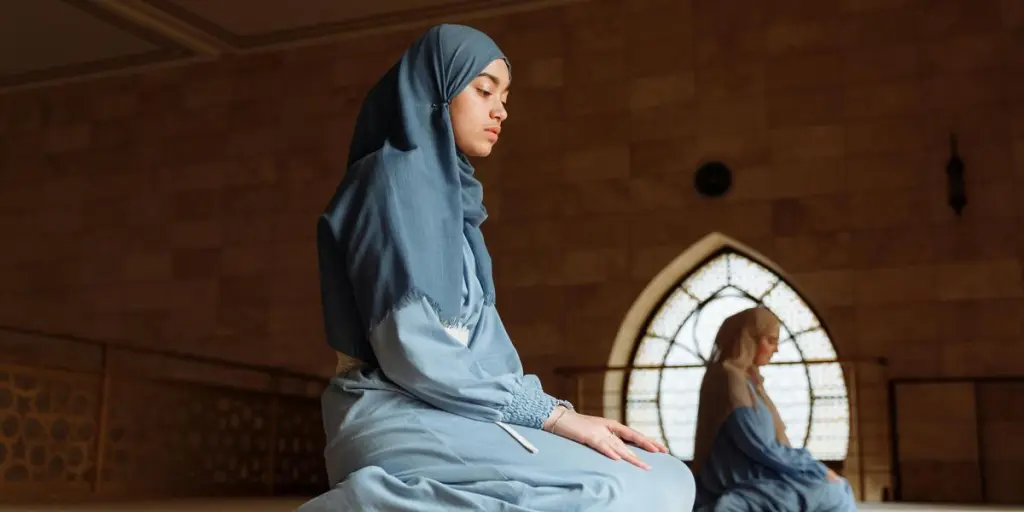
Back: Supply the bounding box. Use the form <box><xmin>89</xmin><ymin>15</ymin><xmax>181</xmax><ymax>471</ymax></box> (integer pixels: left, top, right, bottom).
<box><xmin>317</xmin><ymin>24</ymin><xmax>505</xmax><ymax>365</ymax></box>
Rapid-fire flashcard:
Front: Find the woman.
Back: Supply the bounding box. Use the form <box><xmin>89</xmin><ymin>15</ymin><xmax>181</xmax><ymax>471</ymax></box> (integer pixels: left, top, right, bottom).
<box><xmin>300</xmin><ymin>24</ymin><xmax>695</xmax><ymax>511</ymax></box>
<box><xmin>691</xmin><ymin>307</ymin><xmax>856</xmax><ymax>511</ymax></box>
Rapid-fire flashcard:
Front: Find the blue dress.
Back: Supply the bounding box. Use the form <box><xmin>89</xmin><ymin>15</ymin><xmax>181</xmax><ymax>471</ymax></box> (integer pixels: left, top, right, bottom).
<box><xmin>298</xmin><ymin>235</ymin><xmax>695</xmax><ymax>511</ymax></box>
<box><xmin>693</xmin><ymin>381</ymin><xmax>856</xmax><ymax>512</ymax></box>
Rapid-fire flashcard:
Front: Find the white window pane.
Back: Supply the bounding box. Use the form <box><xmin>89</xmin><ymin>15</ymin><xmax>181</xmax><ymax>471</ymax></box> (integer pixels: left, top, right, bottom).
<box><xmin>784</xmin><ymin>420</ymin><xmax>810</xmax><ymax>447</ymax></box>
<box><xmin>762</xmin><ymin>282</ymin><xmax>819</xmax><ymax>333</ymax></box>
<box><xmin>761</xmin><ymin>364</ymin><xmax>811</xmax><ymax>448</ymax></box>
<box><xmin>660</xmin><ymin>368</ymin><xmax>705</xmax><ymax>397</ymax></box>
<box><xmin>626</xmin><ymin>401</ymin><xmax>664</xmax><ymax>443</ymax></box>
<box><xmin>808</xmin><ymin>363</ymin><xmax>846</xmax><ymax>398</ymax></box>
<box><xmin>626</xmin><ymin>401</ymin><xmax>660</xmax><ymax>424</ymax></box>
<box><xmin>665</xmin><ymin>344</ymin><xmax>703</xmax><ymax>366</ymax></box>
<box><xmin>660</xmin><ymin>368</ymin><xmax>703</xmax><ymax>460</ymax></box>
<box><xmin>649</xmin><ymin>288</ymin><xmax>698</xmax><ymax>339</ymax></box>
<box><xmin>806</xmin><ymin>439</ymin><xmax>848</xmax><ymax>461</ymax></box>
<box><xmin>667</xmin><ymin>435</ymin><xmax>696</xmax><ymax>460</ymax></box>
<box><xmin>794</xmin><ymin>329</ymin><xmax>837</xmax><ymax>361</ymax></box>
<box><xmin>773</xmin><ymin>338</ymin><xmax>803</xmax><ymax>362</ymax></box>
<box><xmin>719</xmin><ymin>286</ymin><xmax>746</xmax><ymax>298</ymax></box>
<box><xmin>806</xmin><ymin>396</ymin><xmax>850</xmax><ymax>460</ymax></box>
<box><xmin>779</xmin><ymin>324</ymin><xmax>795</xmax><ymax>341</ymax></box>
<box><xmin>675</xmin><ymin>314</ymin><xmax>699</xmax><ymax>355</ymax></box>
<box><xmin>659</xmin><ymin>368</ymin><xmax>703</xmax><ymax>424</ymax></box>
<box><xmin>683</xmin><ymin>254</ymin><xmax>729</xmax><ymax>301</ymax></box>
<box><xmin>811</xmin><ymin>397</ymin><xmax>850</xmax><ymax>431</ymax></box>
<box><xmin>627</xmin><ymin>369</ymin><xmax>660</xmax><ymax>401</ymax></box>
<box><xmin>760</xmin><ymin>364</ymin><xmax>810</xmax><ymax>396</ymax></box>
<box><xmin>728</xmin><ymin>253</ymin><xmax>778</xmax><ymax>298</ymax></box>
<box><xmin>634</xmin><ymin>336</ymin><xmax>671</xmax><ymax>366</ymax></box>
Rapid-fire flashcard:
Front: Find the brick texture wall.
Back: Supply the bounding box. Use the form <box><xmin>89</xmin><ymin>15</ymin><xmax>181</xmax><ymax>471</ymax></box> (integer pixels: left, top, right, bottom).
<box><xmin>1</xmin><ymin>0</ymin><xmax>1023</xmax><ymax>503</ymax></box>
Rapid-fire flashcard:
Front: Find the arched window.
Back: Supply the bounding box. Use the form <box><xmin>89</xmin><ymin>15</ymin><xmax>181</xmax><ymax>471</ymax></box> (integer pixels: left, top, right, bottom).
<box><xmin>622</xmin><ymin>246</ymin><xmax>849</xmax><ymax>461</ymax></box>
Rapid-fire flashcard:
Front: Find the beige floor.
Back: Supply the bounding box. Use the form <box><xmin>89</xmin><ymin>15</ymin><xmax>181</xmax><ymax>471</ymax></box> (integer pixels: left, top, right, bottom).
<box><xmin>860</xmin><ymin>506</ymin><xmax>1023</xmax><ymax>511</ymax></box>
<box><xmin>1</xmin><ymin>499</ymin><xmax>1021</xmax><ymax>511</ymax></box>
<box><xmin>0</xmin><ymin>498</ymin><xmax>306</xmax><ymax>511</ymax></box>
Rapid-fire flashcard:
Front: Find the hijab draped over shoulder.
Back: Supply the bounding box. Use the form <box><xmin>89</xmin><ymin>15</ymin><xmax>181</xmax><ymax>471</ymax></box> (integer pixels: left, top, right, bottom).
<box><xmin>691</xmin><ymin>307</ymin><xmax>791</xmax><ymax>472</ymax></box>
<box><xmin>317</xmin><ymin>25</ymin><xmax>507</xmax><ymax>366</ymax></box>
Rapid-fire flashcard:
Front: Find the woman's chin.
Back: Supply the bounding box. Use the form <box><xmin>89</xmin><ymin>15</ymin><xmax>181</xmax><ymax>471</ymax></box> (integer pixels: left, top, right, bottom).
<box><xmin>472</xmin><ymin>142</ymin><xmax>495</xmax><ymax>158</ymax></box>
<box><xmin>467</xmin><ymin>136</ymin><xmax>499</xmax><ymax>157</ymax></box>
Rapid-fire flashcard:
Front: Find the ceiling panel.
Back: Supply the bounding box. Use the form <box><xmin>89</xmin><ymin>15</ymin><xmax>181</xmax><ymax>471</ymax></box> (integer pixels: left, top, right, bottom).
<box><xmin>159</xmin><ymin>0</ymin><xmax>459</xmax><ymax>36</ymax></box>
<box><xmin>142</xmin><ymin>0</ymin><xmax>532</xmax><ymax>48</ymax></box>
<box><xmin>0</xmin><ymin>0</ymin><xmax>160</xmax><ymax>75</ymax></box>
<box><xmin>0</xmin><ymin>0</ymin><xmax>193</xmax><ymax>90</ymax></box>
<box><xmin>0</xmin><ymin>0</ymin><xmax>578</xmax><ymax>91</ymax></box>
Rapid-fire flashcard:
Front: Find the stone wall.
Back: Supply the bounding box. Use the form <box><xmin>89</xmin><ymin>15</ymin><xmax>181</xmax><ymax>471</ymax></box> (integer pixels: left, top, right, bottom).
<box><xmin>2</xmin><ymin>0</ymin><xmax>1023</xmax><ymax>504</ymax></box>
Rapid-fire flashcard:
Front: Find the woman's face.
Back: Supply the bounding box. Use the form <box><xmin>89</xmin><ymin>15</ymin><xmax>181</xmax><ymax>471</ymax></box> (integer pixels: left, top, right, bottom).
<box><xmin>450</xmin><ymin>58</ymin><xmax>509</xmax><ymax>158</ymax></box>
<box><xmin>753</xmin><ymin>331</ymin><xmax>779</xmax><ymax>366</ymax></box>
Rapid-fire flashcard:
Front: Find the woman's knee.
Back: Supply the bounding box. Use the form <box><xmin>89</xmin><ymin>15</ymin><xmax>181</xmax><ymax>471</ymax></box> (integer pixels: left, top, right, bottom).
<box><xmin>635</xmin><ymin>452</ymin><xmax>696</xmax><ymax>502</ymax></box>
<box><xmin>810</xmin><ymin>478</ymin><xmax>856</xmax><ymax>512</ymax></box>
<box><xmin>642</xmin><ymin>451</ymin><xmax>693</xmax><ymax>477</ymax></box>
<box><xmin>590</xmin><ymin>452</ymin><xmax>694</xmax><ymax>512</ymax></box>
<box><xmin>830</xmin><ymin>478</ymin><xmax>857</xmax><ymax>511</ymax></box>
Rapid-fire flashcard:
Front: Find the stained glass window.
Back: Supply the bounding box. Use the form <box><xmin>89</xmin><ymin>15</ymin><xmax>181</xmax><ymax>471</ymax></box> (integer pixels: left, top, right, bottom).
<box><xmin>625</xmin><ymin>249</ymin><xmax>849</xmax><ymax>461</ymax></box>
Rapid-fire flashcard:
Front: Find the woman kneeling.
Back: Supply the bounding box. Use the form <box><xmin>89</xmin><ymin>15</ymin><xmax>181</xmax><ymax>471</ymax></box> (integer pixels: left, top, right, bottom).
<box><xmin>299</xmin><ymin>23</ymin><xmax>695</xmax><ymax>512</ymax></box>
<box><xmin>692</xmin><ymin>307</ymin><xmax>856</xmax><ymax>512</ymax></box>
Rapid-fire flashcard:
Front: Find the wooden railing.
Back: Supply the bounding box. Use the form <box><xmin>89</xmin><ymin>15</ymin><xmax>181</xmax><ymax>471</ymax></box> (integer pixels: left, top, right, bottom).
<box><xmin>0</xmin><ymin>324</ymin><xmax>328</xmax><ymax>505</ymax></box>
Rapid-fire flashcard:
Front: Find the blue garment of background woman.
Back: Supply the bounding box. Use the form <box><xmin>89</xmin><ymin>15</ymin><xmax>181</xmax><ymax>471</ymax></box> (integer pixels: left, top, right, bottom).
<box><xmin>299</xmin><ymin>24</ymin><xmax>695</xmax><ymax>511</ymax></box>
<box><xmin>691</xmin><ymin>307</ymin><xmax>856</xmax><ymax>512</ymax></box>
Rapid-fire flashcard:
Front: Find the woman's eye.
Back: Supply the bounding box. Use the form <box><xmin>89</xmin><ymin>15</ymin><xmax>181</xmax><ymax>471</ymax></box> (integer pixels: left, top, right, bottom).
<box><xmin>477</xmin><ymin>88</ymin><xmax>493</xmax><ymax>97</ymax></box>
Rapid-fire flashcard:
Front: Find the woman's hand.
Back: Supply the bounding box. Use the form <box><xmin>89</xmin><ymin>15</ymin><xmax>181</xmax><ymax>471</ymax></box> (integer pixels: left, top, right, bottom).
<box><xmin>543</xmin><ymin>406</ymin><xmax>669</xmax><ymax>470</ymax></box>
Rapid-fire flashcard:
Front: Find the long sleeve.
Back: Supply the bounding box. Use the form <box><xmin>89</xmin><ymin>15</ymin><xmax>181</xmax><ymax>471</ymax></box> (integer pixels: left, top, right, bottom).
<box><xmin>333</xmin><ymin>159</ymin><xmax>570</xmax><ymax>429</ymax></box>
<box><xmin>370</xmin><ymin>296</ymin><xmax>568</xmax><ymax>429</ymax></box>
<box><xmin>724</xmin><ymin>407</ymin><xmax>828</xmax><ymax>479</ymax></box>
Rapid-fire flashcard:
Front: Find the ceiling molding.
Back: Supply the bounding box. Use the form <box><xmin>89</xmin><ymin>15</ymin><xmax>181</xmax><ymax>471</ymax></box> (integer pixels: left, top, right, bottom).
<box><xmin>138</xmin><ymin>0</ymin><xmax>588</xmax><ymax>52</ymax></box>
<box><xmin>0</xmin><ymin>0</ymin><xmax>589</xmax><ymax>94</ymax></box>
<box><xmin>0</xmin><ymin>0</ymin><xmax>197</xmax><ymax>93</ymax></box>
<box><xmin>92</xmin><ymin>0</ymin><xmax>230</xmax><ymax>56</ymax></box>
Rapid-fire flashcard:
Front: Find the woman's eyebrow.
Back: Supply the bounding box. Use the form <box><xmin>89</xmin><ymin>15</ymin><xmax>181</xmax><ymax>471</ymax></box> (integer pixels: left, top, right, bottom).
<box><xmin>477</xmin><ymin>72</ymin><xmax>509</xmax><ymax>91</ymax></box>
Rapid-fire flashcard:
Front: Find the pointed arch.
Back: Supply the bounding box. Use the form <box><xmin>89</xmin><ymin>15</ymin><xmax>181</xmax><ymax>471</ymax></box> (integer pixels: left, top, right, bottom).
<box><xmin>605</xmin><ymin>233</ymin><xmax>849</xmax><ymax>461</ymax></box>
